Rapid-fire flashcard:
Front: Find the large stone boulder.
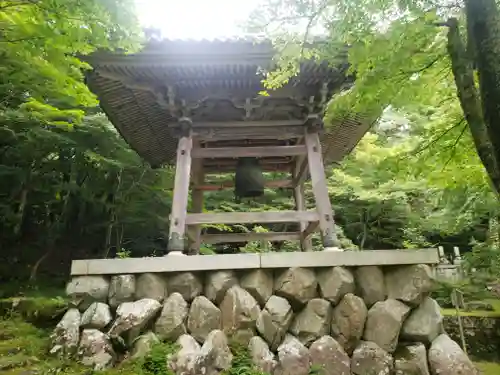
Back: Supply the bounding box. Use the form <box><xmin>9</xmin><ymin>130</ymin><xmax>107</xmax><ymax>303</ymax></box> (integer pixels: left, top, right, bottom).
<box><xmin>135</xmin><ymin>273</ymin><xmax>167</xmax><ymax>302</ymax></box>
<box><xmin>401</xmin><ymin>297</ymin><xmax>444</xmax><ymax>344</ymax></box>
<box><xmin>169</xmin><ymin>334</ymin><xmax>203</xmax><ymax>375</ymax></box>
<box><xmin>394</xmin><ymin>343</ymin><xmax>430</xmax><ymax>375</ymax></box>
<box><xmin>354</xmin><ymin>266</ymin><xmax>386</xmax><ymax>307</ymax></box>
<box><xmin>386</xmin><ymin>264</ymin><xmax>433</xmax><ymax>306</ymax></box>
<box><xmin>220</xmin><ymin>285</ymin><xmax>261</xmax><ymax>344</ymax></box>
<box><xmin>275</xmin><ymin>334</ymin><xmax>311</xmax><ymax>375</ymax></box>
<box><xmin>80</xmin><ymin>302</ymin><xmax>112</xmax><ymax>329</ymax></box>
<box><xmin>108</xmin><ymin>274</ymin><xmax>136</xmax><ymax>309</ymax></box>
<box><xmin>317</xmin><ymin>267</ymin><xmax>355</xmax><ymax>305</ymax></box>
<box><xmin>290</xmin><ymin>298</ymin><xmax>332</xmax><ymax>346</ymax></box>
<box><xmin>248</xmin><ymin>336</ymin><xmax>278</xmax><ymax>374</ymax></box>
<box><xmin>49</xmin><ymin>308</ymin><xmax>81</xmax><ymax>356</ymax></box>
<box><xmin>240</xmin><ymin>269</ymin><xmax>274</xmax><ymax>306</ymax></box>
<box><xmin>205</xmin><ymin>270</ymin><xmax>238</xmax><ymax>304</ymax></box>
<box><xmin>428</xmin><ymin>334</ymin><xmax>479</xmax><ymax>375</ymax></box>
<box><xmin>78</xmin><ymin>329</ymin><xmax>115</xmax><ymax>370</ymax></box>
<box><xmin>168</xmin><ymin>272</ymin><xmax>203</xmax><ymax>302</ymax></box>
<box><xmin>187</xmin><ymin>296</ymin><xmax>221</xmax><ymax>343</ymax></box>
<box><xmin>256</xmin><ymin>295</ymin><xmax>294</xmax><ymax>351</ymax></box>
<box><xmin>108</xmin><ymin>298</ymin><xmax>161</xmax><ymax>341</ymax></box>
<box><xmin>274</xmin><ymin>267</ymin><xmax>317</xmax><ymax>309</ymax></box>
<box><xmin>351</xmin><ymin>341</ymin><xmax>394</xmax><ymax>375</ymax></box>
<box><xmin>154</xmin><ymin>292</ymin><xmax>188</xmax><ymax>341</ymax></box>
<box><xmin>363</xmin><ymin>299</ymin><xmax>411</xmax><ymax>353</ymax></box>
<box><xmin>131</xmin><ymin>331</ymin><xmax>160</xmax><ymax>359</ymax></box>
<box><xmin>199</xmin><ymin>330</ymin><xmax>233</xmax><ymax>375</ymax></box>
<box><xmin>66</xmin><ymin>276</ymin><xmax>109</xmax><ymax>311</ymax></box>
<box><xmin>309</xmin><ymin>335</ymin><xmax>350</xmax><ymax>375</ymax></box>
<box><xmin>330</xmin><ymin>293</ymin><xmax>367</xmax><ymax>355</ymax></box>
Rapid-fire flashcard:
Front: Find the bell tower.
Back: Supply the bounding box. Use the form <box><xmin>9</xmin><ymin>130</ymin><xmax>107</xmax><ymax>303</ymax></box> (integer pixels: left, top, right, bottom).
<box><xmin>83</xmin><ymin>39</ymin><xmax>372</xmax><ymax>254</ymax></box>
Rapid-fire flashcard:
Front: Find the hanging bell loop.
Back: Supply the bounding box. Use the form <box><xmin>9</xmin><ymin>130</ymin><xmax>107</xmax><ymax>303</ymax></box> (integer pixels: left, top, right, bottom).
<box><xmin>234</xmin><ymin>157</ymin><xmax>265</xmax><ymax>201</ymax></box>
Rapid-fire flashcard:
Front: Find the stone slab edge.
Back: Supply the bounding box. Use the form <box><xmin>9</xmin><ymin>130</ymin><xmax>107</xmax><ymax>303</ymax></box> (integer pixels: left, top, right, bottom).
<box><xmin>70</xmin><ymin>249</ymin><xmax>439</xmax><ymax>276</ymax></box>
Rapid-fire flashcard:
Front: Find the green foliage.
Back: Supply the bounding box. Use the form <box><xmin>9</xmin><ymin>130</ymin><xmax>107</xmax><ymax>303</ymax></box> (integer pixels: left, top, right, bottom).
<box><xmin>0</xmin><ymin>0</ymin><xmax>142</xmax><ymax>108</ymax></box>
<box><xmin>0</xmin><ymin>110</ymin><xmax>173</xmax><ymax>281</ymax></box>
<box><xmin>135</xmin><ymin>341</ymin><xmax>178</xmax><ymax>375</ymax></box>
<box><xmin>222</xmin><ymin>343</ymin><xmax>269</xmax><ymax>375</ymax></box>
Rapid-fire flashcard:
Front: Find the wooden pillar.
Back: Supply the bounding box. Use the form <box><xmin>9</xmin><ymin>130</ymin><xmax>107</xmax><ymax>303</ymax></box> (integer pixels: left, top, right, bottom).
<box><xmin>189</xmin><ymin>144</ymin><xmax>204</xmax><ymax>254</ymax></box>
<box><xmin>167</xmin><ymin>118</ymin><xmax>193</xmax><ymax>254</ymax></box>
<box><xmin>304</xmin><ymin>127</ymin><xmax>339</xmax><ymax>249</ymax></box>
<box><xmin>293</xmin><ymin>156</ymin><xmax>313</xmax><ymax>251</ymax></box>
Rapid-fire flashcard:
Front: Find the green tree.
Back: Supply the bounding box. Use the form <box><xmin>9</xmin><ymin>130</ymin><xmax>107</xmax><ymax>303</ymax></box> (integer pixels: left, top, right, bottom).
<box><xmin>247</xmin><ymin>0</ymin><xmax>500</xmax><ymax>195</ymax></box>
<box><xmin>1</xmin><ymin>0</ymin><xmax>142</xmax><ymax>108</ymax></box>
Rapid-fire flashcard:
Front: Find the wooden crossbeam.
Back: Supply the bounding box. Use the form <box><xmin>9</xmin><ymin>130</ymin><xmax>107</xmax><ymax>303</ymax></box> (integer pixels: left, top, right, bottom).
<box><xmin>201</xmin><ymin>232</ymin><xmax>302</xmax><ymax>244</ymax></box>
<box><xmin>192</xmin><ymin>145</ymin><xmax>306</xmax><ymax>159</ymax></box>
<box><xmin>180</xmin><ymin>120</ymin><xmax>306</xmax><ymax>128</ymax></box>
<box><xmin>195</xmin><ymin>179</ymin><xmax>292</xmax><ymax>191</ymax></box>
<box><xmin>186</xmin><ymin>211</ymin><xmax>319</xmax><ymax>225</ymax></box>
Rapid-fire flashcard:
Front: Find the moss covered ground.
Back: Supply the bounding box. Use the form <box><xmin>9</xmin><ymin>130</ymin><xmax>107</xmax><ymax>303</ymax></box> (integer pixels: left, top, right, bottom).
<box><xmin>441</xmin><ymin>298</ymin><xmax>500</xmax><ymax>318</ymax></box>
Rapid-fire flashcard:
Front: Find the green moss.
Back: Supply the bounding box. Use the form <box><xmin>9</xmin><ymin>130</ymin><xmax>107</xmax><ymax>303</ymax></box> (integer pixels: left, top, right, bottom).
<box><xmin>441</xmin><ymin>298</ymin><xmax>500</xmax><ymax>318</ymax></box>
<box><xmin>0</xmin><ymin>315</ymin><xmax>184</xmax><ymax>375</ymax></box>
<box><xmin>0</xmin><ymin>295</ymin><xmax>68</xmax><ymax>326</ymax></box>
<box><xmin>475</xmin><ymin>361</ymin><xmax>500</xmax><ymax>375</ymax></box>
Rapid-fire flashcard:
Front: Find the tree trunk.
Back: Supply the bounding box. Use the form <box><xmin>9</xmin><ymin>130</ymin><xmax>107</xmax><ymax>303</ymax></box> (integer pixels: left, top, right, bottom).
<box><xmin>465</xmin><ymin>0</ymin><xmax>500</xmax><ymax>184</ymax></box>
<box><xmin>446</xmin><ymin>17</ymin><xmax>500</xmax><ymax>194</ymax></box>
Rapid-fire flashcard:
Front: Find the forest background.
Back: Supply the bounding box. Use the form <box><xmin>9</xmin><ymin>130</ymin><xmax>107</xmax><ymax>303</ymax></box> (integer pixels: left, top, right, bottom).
<box><xmin>0</xmin><ymin>0</ymin><xmax>499</xmax><ymax>290</ymax></box>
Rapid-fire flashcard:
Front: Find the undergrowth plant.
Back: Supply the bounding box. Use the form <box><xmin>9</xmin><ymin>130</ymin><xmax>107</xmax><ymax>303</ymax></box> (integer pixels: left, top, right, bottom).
<box><xmin>135</xmin><ymin>341</ymin><xmax>179</xmax><ymax>375</ymax></box>
<box><xmin>222</xmin><ymin>343</ymin><xmax>269</xmax><ymax>375</ymax></box>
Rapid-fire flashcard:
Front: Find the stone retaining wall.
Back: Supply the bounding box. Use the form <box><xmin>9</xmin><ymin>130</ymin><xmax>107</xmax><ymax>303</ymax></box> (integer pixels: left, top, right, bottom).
<box><xmin>51</xmin><ymin>251</ymin><xmax>478</xmax><ymax>374</ymax></box>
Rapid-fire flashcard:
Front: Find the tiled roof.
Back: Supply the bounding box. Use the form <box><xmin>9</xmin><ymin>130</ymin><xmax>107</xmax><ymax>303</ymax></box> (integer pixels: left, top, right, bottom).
<box><xmin>84</xmin><ymin>39</ymin><xmax>374</xmax><ymax>168</ymax></box>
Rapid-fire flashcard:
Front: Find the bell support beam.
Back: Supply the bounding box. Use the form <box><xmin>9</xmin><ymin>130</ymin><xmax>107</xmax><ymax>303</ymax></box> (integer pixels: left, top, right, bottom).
<box><xmin>195</xmin><ymin>179</ymin><xmax>292</xmax><ymax>191</ymax></box>
<box><xmin>201</xmin><ymin>232</ymin><xmax>302</xmax><ymax>244</ymax></box>
<box><xmin>304</xmin><ymin>127</ymin><xmax>340</xmax><ymax>249</ymax></box>
<box><xmin>167</xmin><ymin>118</ymin><xmax>193</xmax><ymax>254</ymax></box>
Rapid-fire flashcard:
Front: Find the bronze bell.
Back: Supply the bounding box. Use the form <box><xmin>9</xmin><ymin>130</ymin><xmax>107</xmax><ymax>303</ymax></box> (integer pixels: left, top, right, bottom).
<box><xmin>234</xmin><ymin>157</ymin><xmax>265</xmax><ymax>200</ymax></box>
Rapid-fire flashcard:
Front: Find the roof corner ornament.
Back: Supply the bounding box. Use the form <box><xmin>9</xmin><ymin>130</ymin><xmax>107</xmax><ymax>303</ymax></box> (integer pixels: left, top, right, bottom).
<box><xmin>177</xmin><ymin>117</ymin><xmax>193</xmax><ymax>138</ymax></box>
<box><xmin>180</xmin><ymin>99</ymin><xmax>201</xmax><ymax>118</ymax></box>
<box><xmin>305</xmin><ymin>114</ymin><xmax>324</xmax><ymax>134</ymax></box>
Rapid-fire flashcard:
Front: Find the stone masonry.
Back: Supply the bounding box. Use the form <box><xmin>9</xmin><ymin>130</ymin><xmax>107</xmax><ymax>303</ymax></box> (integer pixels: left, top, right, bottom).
<box><xmin>57</xmin><ymin>260</ymin><xmax>478</xmax><ymax>374</ymax></box>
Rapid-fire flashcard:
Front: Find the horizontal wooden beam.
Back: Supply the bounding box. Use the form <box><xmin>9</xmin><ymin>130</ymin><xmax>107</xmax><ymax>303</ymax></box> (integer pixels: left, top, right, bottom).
<box><xmin>188</xmin><ymin>120</ymin><xmax>307</xmax><ymax>128</ymax></box>
<box><xmin>192</xmin><ymin>145</ymin><xmax>307</xmax><ymax>159</ymax></box>
<box><xmin>186</xmin><ymin>211</ymin><xmax>320</xmax><ymax>225</ymax></box>
<box><xmin>193</xmin><ymin>126</ymin><xmax>304</xmax><ymax>141</ymax></box>
<box><xmin>203</xmin><ymin>157</ymin><xmax>291</xmax><ymax>166</ymax></box>
<box><xmin>201</xmin><ymin>232</ymin><xmax>302</xmax><ymax>244</ymax></box>
<box><xmin>195</xmin><ymin>179</ymin><xmax>293</xmax><ymax>191</ymax></box>
<box><xmin>204</xmin><ymin>164</ymin><xmax>292</xmax><ymax>173</ymax></box>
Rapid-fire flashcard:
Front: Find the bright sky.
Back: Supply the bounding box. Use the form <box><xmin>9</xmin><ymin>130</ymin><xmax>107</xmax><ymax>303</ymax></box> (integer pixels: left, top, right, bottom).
<box><xmin>135</xmin><ymin>0</ymin><xmax>261</xmax><ymax>39</ymax></box>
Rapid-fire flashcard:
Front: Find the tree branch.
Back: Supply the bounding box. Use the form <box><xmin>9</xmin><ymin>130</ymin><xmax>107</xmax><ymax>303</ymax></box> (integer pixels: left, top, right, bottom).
<box><xmin>413</xmin><ymin>118</ymin><xmax>465</xmax><ymax>155</ymax></box>
<box><xmin>442</xmin><ymin>124</ymin><xmax>468</xmax><ymax>170</ymax></box>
